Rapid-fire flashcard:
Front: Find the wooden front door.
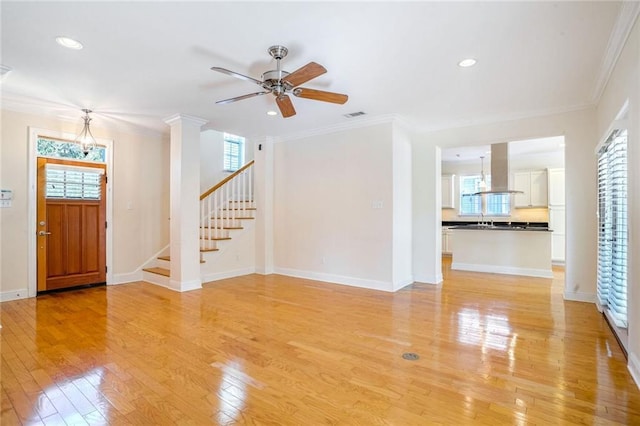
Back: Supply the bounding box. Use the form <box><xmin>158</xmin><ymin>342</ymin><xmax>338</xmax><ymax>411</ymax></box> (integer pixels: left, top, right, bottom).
<box><xmin>37</xmin><ymin>158</ymin><xmax>107</xmax><ymax>292</ymax></box>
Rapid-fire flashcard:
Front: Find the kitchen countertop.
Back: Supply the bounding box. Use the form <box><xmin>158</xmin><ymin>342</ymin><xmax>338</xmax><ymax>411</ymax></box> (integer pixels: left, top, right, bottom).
<box><xmin>449</xmin><ymin>224</ymin><xmax>552</xmax><ymax>232</ymax></box>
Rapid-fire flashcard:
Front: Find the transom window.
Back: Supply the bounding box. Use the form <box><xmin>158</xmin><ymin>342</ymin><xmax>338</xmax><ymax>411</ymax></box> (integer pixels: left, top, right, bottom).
<box><xmin>224</xmin><ymin>133</ymin><xmax>245</xmax><ymax>172</ymax></box>
<box><xmin>459</xmin><ymin>175</ymin><xmax>511</xmax><ymax>216</ymax></box>
<box><xmin>37</xmin><ymin>136</ymin><xmax>106</xmax><ymax>163</ymax></box>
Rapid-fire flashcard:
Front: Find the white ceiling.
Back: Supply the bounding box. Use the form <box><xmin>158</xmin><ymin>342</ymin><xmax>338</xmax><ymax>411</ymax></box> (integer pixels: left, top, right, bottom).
<box><xmin>0</xmin><ymin>1</ymin><xmax>628</xmax><ymax>139</ymax></box>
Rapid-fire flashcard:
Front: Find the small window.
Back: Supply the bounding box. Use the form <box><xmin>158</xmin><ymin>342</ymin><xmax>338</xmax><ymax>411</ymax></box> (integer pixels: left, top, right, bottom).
<box><xmin>37</xmin><ymin>137</ymin><xmax>106</xmax><ymax>163</ymax></box>
<box><xmin>223</xmin><ymin>133</ymin><xmax>245</xmax><ymax>172</ymax></box>
<box><xmin>459</xmin><ymin>175</ymin><xmax>511</xmax><ymax>216</ymax></box>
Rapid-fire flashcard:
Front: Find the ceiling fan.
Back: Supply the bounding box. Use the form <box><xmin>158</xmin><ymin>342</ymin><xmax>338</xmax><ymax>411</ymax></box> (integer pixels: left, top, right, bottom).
<box><xmin>211</xmin><ymin>45</ymin><xmax>348</xmax><ymax>118</ymax></box>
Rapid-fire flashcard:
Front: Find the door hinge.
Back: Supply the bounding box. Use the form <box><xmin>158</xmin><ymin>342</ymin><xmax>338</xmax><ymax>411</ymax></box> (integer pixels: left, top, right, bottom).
<box><xmin>105</xmin><ymin>266</ymin><xmax>108</xmax><ymax>273</ymax></box>
<box><xmin>105</xmin><ymin>221</ymin><xmax>108</xmax><ymax>229</ymax></box>
<box><xmin>105</xmin><ymin>175</ymin><xmax>108</xmax><ymax>184</ymax></box>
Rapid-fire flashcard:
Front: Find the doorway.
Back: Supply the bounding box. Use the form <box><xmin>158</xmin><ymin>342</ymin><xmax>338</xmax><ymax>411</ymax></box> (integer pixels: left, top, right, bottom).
<box><xmin>36</xmin><ymin>158</ymin><xmax>106</xmax><ymax>292</ymax></box>
<box><xmin>28</xmin><ymin>129</ymin><xmax>113</xmax><ymax>297</ymax></box>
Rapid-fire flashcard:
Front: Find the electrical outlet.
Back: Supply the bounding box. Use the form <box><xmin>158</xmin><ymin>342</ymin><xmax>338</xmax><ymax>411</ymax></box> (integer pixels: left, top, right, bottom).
<box><xmin>371</xmin><ymin>201</ymin><xmax>383</xmax><ymax>209</ymax></box>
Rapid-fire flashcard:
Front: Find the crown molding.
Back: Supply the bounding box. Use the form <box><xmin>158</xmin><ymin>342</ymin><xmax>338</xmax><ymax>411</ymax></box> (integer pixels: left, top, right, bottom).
<box><xmin>591</xmin><ymin>1</ymin><xmax>640</xmax><ymax>103</ymax></box>
<box><xmin>415</xmin><ymin>102</ymin><xmax>595</xmax><ymax>135</ymax></box>
<box><xmin>269</xmin><ymin>113</ymin><xmax>406</xmax><ymax>143</ymax></box>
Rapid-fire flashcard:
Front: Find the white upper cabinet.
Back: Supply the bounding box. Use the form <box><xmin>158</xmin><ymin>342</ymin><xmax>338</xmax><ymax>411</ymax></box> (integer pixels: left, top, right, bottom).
<box><xmin>442</xmin><ymin>174</ymin><xmax>455</xmax><ymax>209</ymax></box>
<box><xmin>547</xmin><ymin>168</ymin><xmax>565</xmax><ymax>206</ymax></box>
<box><xmin>513</xmin><ymin>170</ymin><xmax>548</xmax><ymax>208</ymax></box>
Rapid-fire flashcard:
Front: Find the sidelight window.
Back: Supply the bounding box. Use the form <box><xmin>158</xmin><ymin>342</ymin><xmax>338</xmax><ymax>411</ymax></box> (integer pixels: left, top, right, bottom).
<box><xmin>597</xmin><ymin>128</ymin><xmax>628</xmax><ymax>330</ymax></box>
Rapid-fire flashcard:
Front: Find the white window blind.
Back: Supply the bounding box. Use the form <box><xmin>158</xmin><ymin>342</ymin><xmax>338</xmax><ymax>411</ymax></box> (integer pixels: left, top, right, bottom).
<box><xmin>45</xmin><ymin>164</ymin><xmax>104</xmax><ymax>200</ymax></box>
<box><xmin>597</xmin><ymin>128</ymin><xmax>627</xmax><ymax>328</ymax></box>
<box><xmin>223</xmin><ymin>133</ymin><xmax>244</xmax><ymax>172</ymax></box>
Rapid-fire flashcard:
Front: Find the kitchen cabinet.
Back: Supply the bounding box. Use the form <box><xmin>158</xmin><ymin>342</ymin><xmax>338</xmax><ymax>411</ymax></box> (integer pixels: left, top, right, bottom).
<box><xmin>442</xmin><ymin>227</ymin><xmax>453</xmax><ymax>254</ymax></box>
<box><xmin>442</xmin><ymin>175</ymin><xmax>455</xmax><ymax>209</ymax></box>
<box><xmin>547</xmin><ymin>168</ymin><xmax>565</xmax><ymax>206</ymax></box>
<box><xmin>548</xmin><ymin>169</ymin><xmax>565</xmax><ymax>262</ymax></box>
<box><xmin>513</xmin><ymin>170</ymin><xmax>548</xmax><ymax>207</ymax></box>
<box><xmin>549</xmin><ymin>206</ymin><xmax>565</xmax><ymax>262</ymax></box>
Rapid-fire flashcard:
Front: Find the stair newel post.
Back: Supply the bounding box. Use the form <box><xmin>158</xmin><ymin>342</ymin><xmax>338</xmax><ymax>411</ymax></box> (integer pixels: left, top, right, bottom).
<box><xmin>215</xmin><ymin>189</ymin><xmax>220</xmax><ymax>239</ymax></box>
<box><xmin>233</xmin><ymin>174</ymin><xmax>237</xmax><ymax>222</ymax></box>
<box><xmin>249</xmin><ymin>166</ymin><xmax>253</xmax><ymax>209</ymax></box>
<box><xmin>242</xmin><ymin>169</ymin><xmax>247</xmax><ymax>217</ymax></box>
<box><xmin>205</xmin><ymin>196</ymin><xmax>213</xmax><ymax>249</ymax></box>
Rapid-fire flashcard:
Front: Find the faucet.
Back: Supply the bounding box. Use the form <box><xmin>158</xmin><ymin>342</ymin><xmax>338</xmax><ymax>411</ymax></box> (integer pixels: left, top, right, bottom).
<box><xmin>479</xmin><ymin>212</ymin><xmax>485</xmax><ymax>225</ymax></box>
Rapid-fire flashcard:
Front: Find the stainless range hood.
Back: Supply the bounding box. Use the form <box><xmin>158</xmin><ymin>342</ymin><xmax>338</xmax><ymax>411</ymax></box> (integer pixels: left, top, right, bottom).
<box><xmin>474</xmin><ymin>142</ymin><xmax>523</xmax><ymax>195</ymax></box>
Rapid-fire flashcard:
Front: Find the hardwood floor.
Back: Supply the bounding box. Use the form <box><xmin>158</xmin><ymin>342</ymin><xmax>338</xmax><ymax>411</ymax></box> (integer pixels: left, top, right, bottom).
<box><xmin>2</xmin><ymin>261</ymin><xmax>639</xmax><ymax>425</ymax></box>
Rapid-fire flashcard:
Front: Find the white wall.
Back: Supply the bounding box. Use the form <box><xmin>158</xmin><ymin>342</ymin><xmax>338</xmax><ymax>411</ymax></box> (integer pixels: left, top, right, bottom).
<box><xmin>595</xmin><ymin>16</ymin><xmax>640</xmax><ymax>384</ymax></box>
<box><xmin>413</xmin><ymin>108</ymin><xmax>598</xmax><ymax>299</ymax></box>
<box><xmin>273</xmin><ymin>123</ymin><xmax>396</xmax><ymax>291</ymax></box>
<box><xmin>0</xmin><ymin>109</ymin><xmax>169</xmax><ymax>297</ymax></box>
<box><xmin>392</xmin><ymin>122</ymin><xmax>413</xmax><ymax>290</ymax></box>
<box><xmin>200</xmin><ymin>129</ymin><xmax>225</xmax><ymax>193</ymax></box>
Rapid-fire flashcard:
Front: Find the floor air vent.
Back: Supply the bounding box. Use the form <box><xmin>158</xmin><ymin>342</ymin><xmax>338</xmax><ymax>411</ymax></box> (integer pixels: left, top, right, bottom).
<box><xmin>344</xmin><ymin>111</ymin><xmax>366</xmax><ymax>118</ymax></box>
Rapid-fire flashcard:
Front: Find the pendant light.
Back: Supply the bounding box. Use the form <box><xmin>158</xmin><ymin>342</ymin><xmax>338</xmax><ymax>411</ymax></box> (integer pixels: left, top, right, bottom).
<box><xmin>478</xmin><ymin>156</ymin><xmax>487</xmax><ymax>190</ymax></box>
<box><xmin>75</xmin><ymin>109</ymin><xmax>97</xmax><ymax>156</ymax></box>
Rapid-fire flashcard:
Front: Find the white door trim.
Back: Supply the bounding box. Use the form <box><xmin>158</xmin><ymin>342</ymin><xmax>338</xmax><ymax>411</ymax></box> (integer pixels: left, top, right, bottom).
<box><xmin>27</xmin><ymin>128</ymin><xmax>114</xmax><ymax>297</ymax></box>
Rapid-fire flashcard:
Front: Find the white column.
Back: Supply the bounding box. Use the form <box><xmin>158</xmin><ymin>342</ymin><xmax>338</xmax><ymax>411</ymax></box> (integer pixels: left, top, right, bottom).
<box><xmin>164</xmin><ymin>114</ymin><xmax>208</xmax><ymax>292</ymax></box>
<box><xmin>254</xmin><ymin>137</ymin><xmax>274</xmax><ymax>274</ymax></box>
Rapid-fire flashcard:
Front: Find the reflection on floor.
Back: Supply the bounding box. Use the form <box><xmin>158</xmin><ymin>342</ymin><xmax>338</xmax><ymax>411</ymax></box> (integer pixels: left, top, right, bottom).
<box><xmin>1</xmin><ymin>261</ymin><xmax>638</xmax><ymax>424</ymax></box>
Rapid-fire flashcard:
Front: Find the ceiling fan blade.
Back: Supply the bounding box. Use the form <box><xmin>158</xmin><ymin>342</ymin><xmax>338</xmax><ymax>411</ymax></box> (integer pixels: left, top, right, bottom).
<box><xmin>210</xmin><ymin>67</ymin><xmax>263</xmax><ymax>86</ymax></box>
<box><xmin>293</xmin><ymin>88</ymin><xmax>348</xmax><ymax>104</ymax></box>
<box><xmin>216</xmin><ymin>91</ymin><xmax>271</xmax><ymax>105</ymax></box>
<box><xmin>276</xmin><ymin>95</ymin><xmax>296</xmax><ymax>118</ymax></box>
<box><xmin>283</xmin><ymin>62</ymin><xmax>327</xmax><ymax>87</ymax></box>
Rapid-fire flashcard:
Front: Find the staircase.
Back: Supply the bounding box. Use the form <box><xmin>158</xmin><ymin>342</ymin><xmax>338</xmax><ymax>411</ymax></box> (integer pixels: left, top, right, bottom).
<box><xmin>142</xmin><ymin>161</ymin><xmax>255</xmax><ymax>287</ymax></box>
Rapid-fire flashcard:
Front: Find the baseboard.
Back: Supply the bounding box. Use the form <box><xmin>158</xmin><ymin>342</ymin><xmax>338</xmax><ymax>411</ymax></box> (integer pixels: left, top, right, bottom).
<box><xmin>412</xmin><ymin>273</ymin><xmax>443</xmax><ymax>285</ymax></box>
<box><xmin>628</xmin><ymin>352</ymin><xmax>640</xmax><ymax>390</ymax></box>
<box><xmin>393</xmin><ymin>276</ymin><xmax>414</xmax><ymax>291</ymax></box>
<box><xmin>274</xmin><ymin>267</ymin><xmax>393</xmax><ymax>292</ymax></box>
<box><xmin>111</xmin><ymin>271</ymin><xmax>142</xmax><ymax>285</ymax></box>
<box><xmin>563</xmin><ymin>291</ymin><xmax>597</xmax><ymax>303</ymax></box>
<box><xmin>451</xmin><ymin>262</ymin><xmax>553</xmax><ymax>279</ymax></box>
<box><xmin>177</xmin><ymin>279</ymin><xmax>202</xmax><ymax>292</ymax></box>
<box><xmin>0</xmin><ymin>288</ymin><xmax>29</xmax><ymax>302</ymax></box>
<box><xmin>202</xmin><ymin>267</ymin><xmax>256</xmax><ymax>284</ymax></box>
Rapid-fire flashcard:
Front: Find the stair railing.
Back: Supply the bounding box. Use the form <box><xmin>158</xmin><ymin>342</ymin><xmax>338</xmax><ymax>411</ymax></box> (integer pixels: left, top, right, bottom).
<box><xmin>199</xmin><ymin>161</ymin><xmax>255</xmax><ymax>251</ymax></box>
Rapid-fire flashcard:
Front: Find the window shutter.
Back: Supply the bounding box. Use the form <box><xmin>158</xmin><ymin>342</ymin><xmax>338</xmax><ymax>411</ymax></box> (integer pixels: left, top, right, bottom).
<box><xmin>597</xmin><ymin>128</ymin><xmax>627</xmax><ymax>328</ymax></box>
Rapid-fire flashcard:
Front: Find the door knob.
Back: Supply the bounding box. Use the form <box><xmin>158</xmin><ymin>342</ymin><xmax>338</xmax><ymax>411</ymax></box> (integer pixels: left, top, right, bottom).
<box><xmin>38</xmin><ymin>231</ymin><xmax>52</xmax><ymax>236</ymax></box>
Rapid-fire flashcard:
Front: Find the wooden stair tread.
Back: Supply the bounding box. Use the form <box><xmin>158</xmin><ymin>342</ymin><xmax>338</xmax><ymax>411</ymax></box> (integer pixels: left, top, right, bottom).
<box><xmin>222</xmin><ymin>207</ymin><xmax>257</xmax><ymax>211</ymax></box>
<box><xmin>200</xmin><ymin>236</ymin><xmax>232</xmax><ymax>241</ymax></box>
<box><xmin>143</xmin><ymin>267</ymin><xmax>170</xmax><ymax>277</ymax></box>
<box><xmin>200</xmin><ymin>248</ymin><xmax>220</xmax><ymax>253</ymax></box>
<box><xmin>158</xmin><ymin>256</ymin><xmax>205</xmax><ymax>264</ymax></box>
<box><xmin>210</xmin><ymin>216</ymin><xmax>255</xmax><ymax>220</ymax></box>
<box><xmin>201</xmin><ymin>226</ymin><xmax>244</xmax><ymax>230</ymax></box>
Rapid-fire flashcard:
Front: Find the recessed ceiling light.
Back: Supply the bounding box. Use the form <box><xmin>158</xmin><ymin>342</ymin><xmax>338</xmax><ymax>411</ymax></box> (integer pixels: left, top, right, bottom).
<box><xmin>458</xmin><ymin>58</ymin><xmax>477</xmax><ymax>68</ymax></box>
<box><xmin>56</xmin><ymin>36</ymin><xmax>83</xmax><ymax>50</ymax></box>
<box><xmin>266</xmin><ymin>110</ymin><xmax>277</xmax><ymax>116</ymax></box>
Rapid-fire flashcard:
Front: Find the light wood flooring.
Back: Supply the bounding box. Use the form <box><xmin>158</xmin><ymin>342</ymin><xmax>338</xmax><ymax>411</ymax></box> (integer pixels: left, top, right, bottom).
<box><xmin>2</xmin><ymin>260</ymin><xmax>639</xmax><ymax>425</ymax></box>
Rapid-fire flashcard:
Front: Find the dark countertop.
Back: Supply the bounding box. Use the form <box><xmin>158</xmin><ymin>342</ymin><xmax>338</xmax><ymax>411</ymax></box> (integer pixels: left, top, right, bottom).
<box><xmin>448</xmin><ymin>224</ymin><xmax>552</xmax><ymax>232</ymax></box>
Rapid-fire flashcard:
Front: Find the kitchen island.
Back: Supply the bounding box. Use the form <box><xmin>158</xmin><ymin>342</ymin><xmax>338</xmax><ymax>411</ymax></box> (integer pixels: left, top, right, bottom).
<box><xmin>450</xmin><ymin>225</ymin><xmax>553</xmax><ymax>278</ymax></box>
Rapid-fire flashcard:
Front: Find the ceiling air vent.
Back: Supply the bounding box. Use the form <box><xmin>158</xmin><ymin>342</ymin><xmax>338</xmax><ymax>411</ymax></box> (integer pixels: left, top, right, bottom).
<box><xmin>344</xmin><ymin>111</ymin><xmax>366</xmax><ymax>118</ymax></box>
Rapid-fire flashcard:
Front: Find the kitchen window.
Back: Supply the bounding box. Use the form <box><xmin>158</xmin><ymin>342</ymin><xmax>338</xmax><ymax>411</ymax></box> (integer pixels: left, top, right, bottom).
<box><xmin>223</xmin><ymin>132</ymin><xmax>244</xmax><ymax>172</ymax></box>
<box><xmin>459</xmin><ymin>175</ymin><xmax>511</xmax><ymax>216</ymax></box>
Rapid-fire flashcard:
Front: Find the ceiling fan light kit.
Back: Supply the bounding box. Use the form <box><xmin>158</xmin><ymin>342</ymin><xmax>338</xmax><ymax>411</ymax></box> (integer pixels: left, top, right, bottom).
<box><xmin>211</xmin><ymin>45</ymin><xmax>348</xmax><ymax>118</ymax></box>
